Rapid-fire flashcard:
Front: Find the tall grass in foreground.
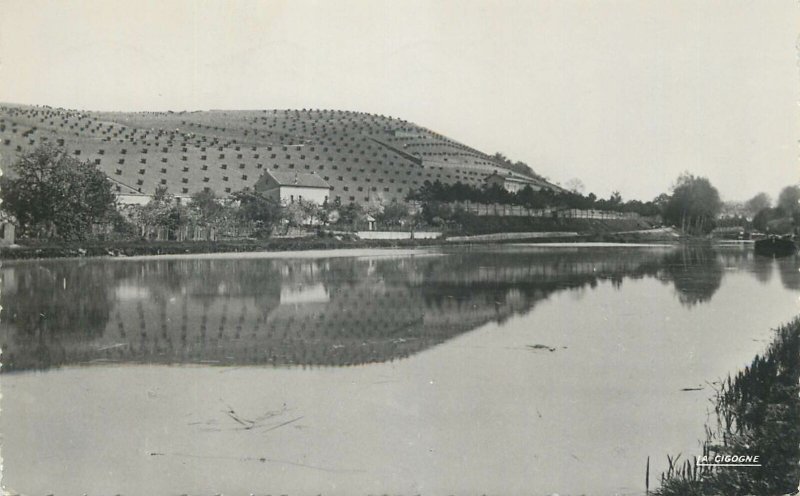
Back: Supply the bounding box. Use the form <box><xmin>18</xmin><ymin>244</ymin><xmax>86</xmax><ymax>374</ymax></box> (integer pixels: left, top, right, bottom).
<box><xmin>656</xmin><ymin>318</ymin><xmax>800</xmax><ymax>495</ymax></box>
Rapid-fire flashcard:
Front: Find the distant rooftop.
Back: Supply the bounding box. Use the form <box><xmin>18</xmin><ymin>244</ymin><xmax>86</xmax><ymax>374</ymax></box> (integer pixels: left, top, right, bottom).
<box><xmin>486</xmin><ymin>170</ymin><xmax>565</xmax><ymax>192</ymax></box>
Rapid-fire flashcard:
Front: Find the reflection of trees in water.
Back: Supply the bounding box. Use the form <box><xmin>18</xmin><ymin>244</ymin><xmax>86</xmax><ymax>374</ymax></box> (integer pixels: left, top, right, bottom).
<box><xmin>1</xmin><ymin>261</ymin><xmax>136</xmax><ymax>371</ymax></box>
<box><xmin>710</xmin><ymin>248</ymin><xmax>800</xmax><ymax>288</ymax></box>
<box><xmin>715</xmin><ymin>248</ymin><xmax>754</xmax><ymax>267</ymax></box>
<box><xmin>1</xmin><ymin>246</ymin><xmax>775</xmax><ymax>372</ymax></box>
<box><xmin>656</xmin><ymin>247</ymin><xmax>724</xmax><ymax>307</ymax></box>
<box><xmin>678</xmin><ymin>247</ymin><xmax>800</xmax><ymax>291</ymax></box>
<box><xmin>416</xmin><ymin>249</ymin><xmax>665</xmax><ymax>315</ymax></box>
<box><xmin>777</xmin><ymin>255</ymin><xmax>800</xmax><ymax>290</ymax></box>
<box><xmin>751</xmin><ymin>255</ymin><xmax>775</xmax><ymax>284</ymax></box>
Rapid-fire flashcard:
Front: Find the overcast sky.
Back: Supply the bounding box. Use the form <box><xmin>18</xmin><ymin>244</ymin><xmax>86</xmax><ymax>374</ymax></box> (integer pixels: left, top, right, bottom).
<box><xmin>1</xmin><ymin>0</ymin><xmax>797</xmax><ymax>201</ymax></box>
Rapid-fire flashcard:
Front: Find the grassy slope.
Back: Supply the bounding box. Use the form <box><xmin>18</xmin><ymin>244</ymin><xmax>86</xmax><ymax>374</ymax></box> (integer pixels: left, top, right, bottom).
<box><xmin>0</xmin><ymin>104</ymin><xmax>557</xmax><ymax>205</ymax></box>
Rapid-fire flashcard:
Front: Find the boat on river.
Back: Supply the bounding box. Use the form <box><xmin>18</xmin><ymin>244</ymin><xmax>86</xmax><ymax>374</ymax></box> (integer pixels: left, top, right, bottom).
<box><xmin>754</xmin><ymin>235</ymin><xmax>797</xmax><ymax>257</ymax></box>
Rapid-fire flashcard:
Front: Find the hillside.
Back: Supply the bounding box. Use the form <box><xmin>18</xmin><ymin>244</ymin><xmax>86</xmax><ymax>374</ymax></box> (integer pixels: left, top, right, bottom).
<box><xmin>0</xmin><ymin>103</ymin><xmax>562</xmax><ymax>204</ymax></box>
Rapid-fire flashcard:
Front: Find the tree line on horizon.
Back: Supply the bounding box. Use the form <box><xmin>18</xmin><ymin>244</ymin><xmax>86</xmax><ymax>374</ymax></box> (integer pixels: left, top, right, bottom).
<box><xmin>743</xmin><ymin>187</ymin><xmax>800</xmax><ymax>234</ymax></box>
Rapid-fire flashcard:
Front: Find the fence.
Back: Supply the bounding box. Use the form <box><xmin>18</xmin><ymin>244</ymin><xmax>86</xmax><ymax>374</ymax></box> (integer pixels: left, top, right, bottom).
<box><xmin>446</xmin><ymin>231</ymin><xmax>579</xmax><ymax>243</ymax></box>
<box><xmin>356</xmin><ymin>231</ymin><xmax>442</xmax><ymax>240</ymax></box>
<box><xmin>451</xmin><ymin>201</ymin><xmax>642</xmax><ymax>220</ymax></box>
<box><xmin>136</xmin><ymin>223</ymin><xmax>259</xmax><ymax>241</ymax></box>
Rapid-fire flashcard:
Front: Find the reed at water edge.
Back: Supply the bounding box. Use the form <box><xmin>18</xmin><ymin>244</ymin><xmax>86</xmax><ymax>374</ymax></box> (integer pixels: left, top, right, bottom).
<box><xmin>655</xmin><ymin>317</ymin><xmax>800</xmax><ymax>495</ymax></box>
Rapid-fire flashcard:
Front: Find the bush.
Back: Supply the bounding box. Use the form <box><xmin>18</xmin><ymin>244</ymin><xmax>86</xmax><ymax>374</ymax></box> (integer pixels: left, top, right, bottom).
<box><xmin>0</xmin><ymin>145</ymin><xmax>116</xmax><ymax>240</ymax></box>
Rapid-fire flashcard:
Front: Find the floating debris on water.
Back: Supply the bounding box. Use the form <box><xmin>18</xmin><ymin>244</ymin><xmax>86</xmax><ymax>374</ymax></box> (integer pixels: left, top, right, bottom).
<box><xmin>527</xmin><ymin>344</ymin><xmax>557</xmax><ymax>352</ymax></box>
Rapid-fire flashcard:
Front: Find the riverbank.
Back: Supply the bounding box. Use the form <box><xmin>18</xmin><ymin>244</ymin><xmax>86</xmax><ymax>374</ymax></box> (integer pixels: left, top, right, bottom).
<box><xmin>0</xmin><ymin>237</ymin><xmax>445</xmax><ymax>261</ymax></box>
<box><xmin>0</xmin><ymin>228</ymin><xmax>687</xmax><ymax>261</ymax></box>
<box><xmin>593</xmin><ymin>226</ymin><xmax>684</xmax><ymax>243</ymax></box>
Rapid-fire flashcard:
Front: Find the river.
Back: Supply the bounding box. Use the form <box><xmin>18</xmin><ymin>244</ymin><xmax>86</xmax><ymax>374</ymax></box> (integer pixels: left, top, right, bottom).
<box><xmin>1</xmin><ymin>244</ymin><xmax>798</xmax><ymax>495</ymax></box>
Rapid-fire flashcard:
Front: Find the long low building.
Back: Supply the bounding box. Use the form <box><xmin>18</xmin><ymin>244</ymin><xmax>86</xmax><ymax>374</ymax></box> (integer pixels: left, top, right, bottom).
<box><xmin>485</xmin><ymin>170</ymin><xmax>567</xmax><ymax>193</ymax></box>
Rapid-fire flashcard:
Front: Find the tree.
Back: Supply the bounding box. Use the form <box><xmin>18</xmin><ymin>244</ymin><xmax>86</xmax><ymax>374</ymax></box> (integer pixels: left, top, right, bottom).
<box><xmin>490</xmin><ymin>152</ymin><xmax>545</xmax><ymax>180</ymax></box>
<box><xmin>230</xmin><ymin>188</ymin><xmax>281</xmax><ymax>236</ymax></box>
<box><xmin>745</xmin><ymin>192</ymin><xmax>771</xmax><ymax>217</ymax></box>
<box><xmin>188</xmin><ymin>189</ymin><xmax>241</xmax><ymax>236</ymax></box>
<box><xmin>565</xmin><ymin>178</ymin><xmax>585</xmax><ymax>195</ymax></box>
<box><xmin>515</xmin><ymin>185</ymin><xmax>548</xmax><ymax>209</ymax></box>
<box><xmin>189</xmin><ymin>189</ymin><xmax>223</xmax><ymax>225</ymax></box>
<box><xmin>135</xmin><ymin>186</ymin><xmax>189</xmax><ymax>238</ymax></box>
<box><xmin>335</xmin><ymin>202</ymin><xmax>367</xmax><ymax>229</ymax></box>
<box><xmin>376</xmin><ymin>201</ymin><xmax>411</xmax><ymax>228</ymax></box>
<box><xmin>662</xmin><ymin>173</ymin><xmax>722</xmax><ymax>234</ymax></box>
<box><xmin>777</xmin><ymin>185</ymin><xmax>800</xmax><ymax>214</ymax></box>
<box><xmin>482</xmin><ymin>183</ymin><xmax>513</xmax><ymax>204</ymax></box>
<box><xmin>282</xmin><ymin>199</ymin><xmax>322</xmax><ymax>228</ymax></box>
<box><xmin>0</xmin><ymin>145</ymin><xmax>117</xmax><ymax>240</ymax></box>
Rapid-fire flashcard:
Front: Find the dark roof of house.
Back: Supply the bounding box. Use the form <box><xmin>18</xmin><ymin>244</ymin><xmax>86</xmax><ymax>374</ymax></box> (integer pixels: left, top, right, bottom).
<box><xmin>486</xmin><ymin>171</ymin><xmax>540</xmax><ymax>184</ymax></box>
<box><xmin>263</xmin><ymin>171</ymin><xmax>330</xmax><ymax>189</ymax></box>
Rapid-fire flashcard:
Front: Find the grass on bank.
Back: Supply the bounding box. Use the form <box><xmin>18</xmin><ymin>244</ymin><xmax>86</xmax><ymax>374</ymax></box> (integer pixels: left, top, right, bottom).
<box><xmin>655</xmin><ymin>317</ymin><xmax>800</xmax><ymax>495</ymax></box>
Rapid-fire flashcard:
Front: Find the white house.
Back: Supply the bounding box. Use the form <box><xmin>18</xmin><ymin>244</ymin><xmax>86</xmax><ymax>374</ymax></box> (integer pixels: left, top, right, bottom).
<box><xmin>255</xmin><ymin>171</ymin><xmax>331</xmax><ymax>205</ymax></box>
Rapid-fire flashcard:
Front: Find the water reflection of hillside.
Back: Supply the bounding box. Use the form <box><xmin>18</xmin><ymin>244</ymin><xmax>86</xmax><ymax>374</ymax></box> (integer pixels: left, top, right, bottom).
<box><xmin>2</xmin><ymin>247</ymin><xmax>794</xmax><ymax>372</ymax></box>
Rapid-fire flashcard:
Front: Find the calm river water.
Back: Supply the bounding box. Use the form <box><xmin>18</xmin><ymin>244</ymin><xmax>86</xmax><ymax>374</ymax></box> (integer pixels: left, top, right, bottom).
<box><xmin>2</xmin><ymin>244</ymin><xmax>799</xmax><ymax>495</ymax></box>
